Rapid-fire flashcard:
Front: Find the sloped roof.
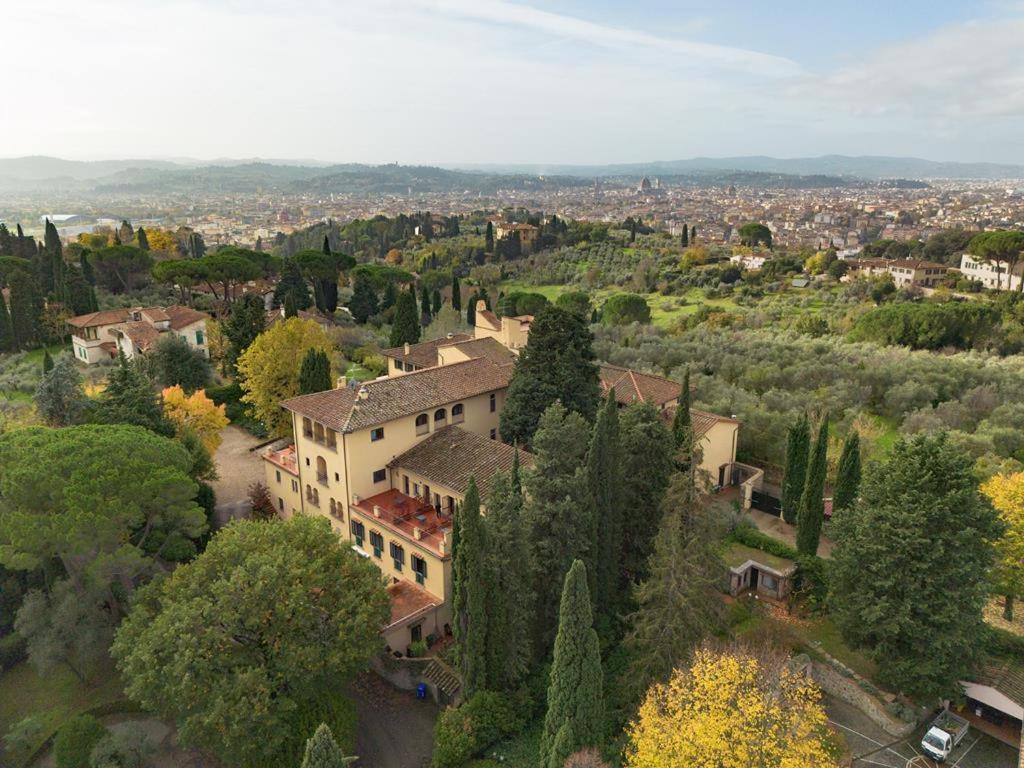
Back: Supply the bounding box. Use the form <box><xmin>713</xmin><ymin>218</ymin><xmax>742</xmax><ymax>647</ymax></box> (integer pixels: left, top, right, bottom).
<box><xmin>66</xmin><ymin>308</ymin><xmax>131</xmax><ymax>328</ymax></box>
<box><xmin>389</xmin><ymin>425</ymin><xmax>533</xmax><ymax>500</ymax></box>
<box><xmin>443</xmin><ymin>337</ymin><xmax>516</xmax><ymax>366</ymax></box>
<box><xmin>970</xmin><ymin>656</ymin><xmax>1024</xmax><ymax>710</ymax></box>
<box><xmin>476</xmin><ymin>309</ymin><xmax>500</xmax><ymax>330</ymax></box>
<box><xmin>117</xmin><ymin>320</ymin><xmax>161</xmax><ymax>350</ymax></box>
<box><xmin>599</xmin><ymin>363</ymin><xmax>682</xmax><ymax>408</ymax></box>
<box><xmin>164</xmin><ymin>304</ymin><xmax>209</xmax><ymax>329</ymax></box>
<box><xmin>282</xmin><ymin>357</ymin><xmax>513</xmax><ymax>433</ymax></box>
<box><xmin>382</xmin><ymin>334</ymin><xmax>472</xmax><ymax>367</ymax></box>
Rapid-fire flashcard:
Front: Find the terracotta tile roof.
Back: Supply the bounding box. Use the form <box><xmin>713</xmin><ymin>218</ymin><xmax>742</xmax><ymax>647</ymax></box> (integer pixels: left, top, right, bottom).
<box><xmin>141</xmin><ymin>307</ymin><xmax>170</xmax><ymax>323</ymax></box>
<box><xmin>599</xmin><ymin>363</ymin><xmax>682</xmax><ymax>408</ymax></box>
<box><xmin>119</xmin><ymin>321</ymin><xmax>161</xmax><ymax>351</ymax></box>
<box><xmin>476</xmin><ymin>309</ymin><xmax>500</xmax><ymax>330</ymax></box>
<box><xmin>389</xmin><ymin>425</ymin><xmax>533</xmax><ymax>499</ymax></box>
<box><xmin>282</xmin><ymin>357</ymin><xmax>513</xmax><ymax>433</ymax></box>
<box><xmin>970</xmin><ymin>656</ymin><xmax>1024</xmax><ymax>710</ymax></box>
<box><xmin>385</xmin><ymin>580</ymin><xmax>441</xmax><ymax>630</ymax></box>
<box><xmin>66</xmin><ymin>308</ymin><xmax>132</xmax><ymax>328</ymax></box>
<box><xmin>262</xmin><ymin>441</ymin><xmax>299</xmax><ymax>475</ymax></box>
<box><xmin>662</xmin><ymin>405</ymin><xmax>740</xmax><ymax>439</ymax></box>
<box><xmin>163</xmin><ymin>304</ymin><xmax>209</xmax><ymax>330</ymax></box>
<box><xmin>441</xmin><ymin>337</ymin><xmax>516</xmax><ymax>366</ymax></box>
<box><xmin>382</xmin><ymin>334</ymin><xmax>472</xmax><ymax>368</ymax></box>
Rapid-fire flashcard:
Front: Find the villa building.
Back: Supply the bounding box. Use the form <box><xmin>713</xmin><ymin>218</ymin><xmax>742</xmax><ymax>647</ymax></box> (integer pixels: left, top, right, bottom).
<box><xmin>262</xmin><ymin>300</ymin><xmax>741</xmax><ymax>654</ymax></box>
<box><xmin>66</xmin><ymin>305</ymin><xmax>210</xmax><ymax>364</ymax></box>
<box><xmin>959</xmin><ymin>253</ymin><xmax>1024</xmax><ymax>291</ymax></box>
<box><xmin>842</xmin><ymin>257</ymin><xmax>948</xmax><ymax>288</ymax></box>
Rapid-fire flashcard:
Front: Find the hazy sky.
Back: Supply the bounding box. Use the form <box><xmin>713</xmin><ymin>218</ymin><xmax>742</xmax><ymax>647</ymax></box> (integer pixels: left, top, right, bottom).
<box><xmin>3</xmin><ymin>0</ymin><xmax>1023</xmax><ymax>164</ymax></box>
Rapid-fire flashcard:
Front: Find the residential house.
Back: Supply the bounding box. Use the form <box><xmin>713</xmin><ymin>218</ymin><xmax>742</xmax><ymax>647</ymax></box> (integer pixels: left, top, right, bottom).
<box><xmin>843</xmin><ymin>257</ymin><xmax>948</xmax><ymax>288</ymax></box>
<box><xmin>67</xmin><ymin>305</ymin><xmax>210</xmax><ymax>365</ymax></box>
<box><xmin>494</xmin><ymin>222</ymin><xmax>539</xmax><ymax>253</ymax></box>
<box><xmin>729</xmin><ymin>253</ymin><xmax>770</xmax><ymax>271</ymax></box>
<box><xmin>959</xmin><ymin>253</ymin><xmax>1024</xmax><ymax>291</ymax></box>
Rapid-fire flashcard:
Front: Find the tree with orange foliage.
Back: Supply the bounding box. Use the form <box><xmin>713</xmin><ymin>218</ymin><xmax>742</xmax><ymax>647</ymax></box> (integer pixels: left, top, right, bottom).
<box><xmin>626</xmin><ymin>644</ymin><xmax>837</xmax><ymax>768</ymax></box>
<box><xmin>385</xmin><ymin>248</ymin><xmax>403</xmax><ymax>265</ymax></box>
<box><xmin>162</xmin><ymin>385</ymin><xmax>229</xmax><ymax>455</ymax></box>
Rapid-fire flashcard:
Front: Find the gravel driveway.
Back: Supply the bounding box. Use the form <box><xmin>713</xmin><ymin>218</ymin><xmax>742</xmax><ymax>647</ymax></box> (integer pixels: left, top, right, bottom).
<box><xmin>347</xmin><ymin>672</ymin><xmax>439</xmax><ymax>768</ymax></box>
<box><xmin>211</xmin><ymin>425</ymin><xmax>265</xmax><ymax>525</ymax></box>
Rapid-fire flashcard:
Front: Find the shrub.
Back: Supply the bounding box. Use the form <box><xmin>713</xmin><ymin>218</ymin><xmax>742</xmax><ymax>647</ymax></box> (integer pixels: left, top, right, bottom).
<box><xmin>0</xmin><ymin>632</ymin><xmax>27</xmax><ymax>671</ymax></box>
<box><xmin>54</xmin><ymin>715</ymin><xmax>108</xmax><ymax>768</ymax></box>
<box><xmin>431</xmin><ymin>690</ymin><xmax>524</xmax><ymax>768</ymax></box>
<box><xmin>731</xmin><ymin>523</ymin><xmax>800</xmax><ymax>561</ymax></box>
<box><xmin>408</xmin><ymin>639</ymin><xmax>428</xmax><ymax>658</ymax></box>
<box><xmin>88</xmin><ymin>725</ymin><xmax>153</xmax><ymax>768</ymax></box>
<box><xmin>601</xmin><ymin>293</ymin><xmax>651</xmax><ymax>326</ymax></box>
<box><xmin>4</xmin><ymin>716</ymin><xmax>44</xmax><ymax>763</ymax></box>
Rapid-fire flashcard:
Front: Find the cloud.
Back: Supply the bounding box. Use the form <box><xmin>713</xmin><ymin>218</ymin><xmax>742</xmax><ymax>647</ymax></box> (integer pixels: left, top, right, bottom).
<box><xmin>411</xmin><ymin>0</ymin><xmax>800</xmax><ymax>77</ymax></box>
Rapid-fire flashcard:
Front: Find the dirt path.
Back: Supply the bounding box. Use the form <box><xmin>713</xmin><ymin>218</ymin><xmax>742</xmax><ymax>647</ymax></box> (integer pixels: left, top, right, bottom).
<box><xmin>347</xmin><ymin>672</ymin><xmax>439</xmax><ymax>768</ymax></box>
<box><xmin>211</xmin><ymin>425</ymin><xmax>265</xmax><ymax>525</ymax></box>
<box><xmin>748</xmin><ymin>507</ymin><xmax>834</xmax><ymax>558</ymax></box>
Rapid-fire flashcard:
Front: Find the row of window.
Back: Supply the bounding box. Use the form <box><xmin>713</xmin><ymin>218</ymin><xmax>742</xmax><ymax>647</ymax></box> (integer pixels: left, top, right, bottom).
<box><xmin>301</xmin><ymin>418</ymin><xmax>338</xmax><ymax>449</ymax></box>
<box><xmin>414</xmin><ymin>403</ymin><xmax>466</xmax><ymax>436</ymax></box>
<box><xmin>351</xmin><ymin>520</ymin><xmax>429</xmax><ymax>584</ymax></box>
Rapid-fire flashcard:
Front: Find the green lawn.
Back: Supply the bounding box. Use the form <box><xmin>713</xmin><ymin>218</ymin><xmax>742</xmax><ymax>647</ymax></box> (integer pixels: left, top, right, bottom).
<box><xmin>344</xmin><ymin>362</ymin><xmax>376</xmax><ymax>382</ymax></box>
<box><xmin>0</xmin><ymin>660</ymin><xmax>127</xmax><ymax>767</ymax></box>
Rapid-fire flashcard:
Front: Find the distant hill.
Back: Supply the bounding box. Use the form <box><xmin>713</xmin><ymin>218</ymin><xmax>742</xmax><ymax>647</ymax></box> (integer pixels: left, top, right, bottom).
<box><xmin>449</xmin><ymin>155</ymin><xmax>1024</xmax><ymax>180</ymax></box>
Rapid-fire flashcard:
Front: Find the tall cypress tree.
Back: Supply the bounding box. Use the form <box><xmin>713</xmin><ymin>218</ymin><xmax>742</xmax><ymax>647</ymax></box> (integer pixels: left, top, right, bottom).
<box><xmin>388</xmin><ymin>289</ymin><xmax>421</xmax><ymax>347</ymax></box>
<box><xmin>284</xmin><ymin>292</ymin><xmax>298</xmax><ymax>318</ymax></box>
<box><xmin>485</xmin><ymin>221</ymin><xmax>494</xmax><ymax>253</ymax></box>
<box><xmin>796</xmin><ymin>415</ymin><xmax>829</xmax><ymax>556</ymax></box>
<box><xmin>466</xmin><ymin>292</ymin><xmax>478</xmax><ymax>326</ymax></box>
<box><xmin>381</xmin><ymin>281</ymin><xmax>397</xmax><ymax>311</ymax></box>
<box><xmin>8</xmin><ymin>270</ymin><xmax>43</xmax><ymax>349</ymax></box>
<box><xmin>586</xmin><ymin>391</ymin><xmax>622</xmax><ymax>617</ymax></box>
<box><xmin>833</xmin><ymin>431</ymin><xmax>861</xmax><ymax>513</ymax></box>
<box><xmin>484</xmin><ymin>455</ymin><xmax>532</xmax><ymax>690</ymax></box>
<box><xmin>523</xmin><ymin>403</ymin><xmax>591</xmax><ymax>655</ymax></box>
<box><xmin>690</xmin><ymin>224</ymin><xmax>697</xmax><ymax>241</ymax></box>
<box><xmin>274</xmin><ymin>258</ymin><xmax>312</xmax><ymax>311</ymax></box>
<box><xmin>420</xmin><ymin>284</ymin><xmax>432</xmax><ymax>324</ymax></box>
<box><xmin>0</xmin><ymin>288</ymin><xmax>14</xmax><ymax>352</ymax></box>
<box><xmin>451</xmin><ymin>274</ymin><xmax>462</xmax><ymax>312</ymax></box>
<box><xmin>539</xmin><ymin>560</ymin><xmax>604</xmax><ymax>768</ymax></box>
<box><xmin>452</xmin><ymin>478</ymin><xmax>487</xmax><ymax>697</ymax></box>
<box><xmin>42</xmin><ymin>348</ymin><xmax>54</xmax><ymax>374</ymax></box>
<box><xmin>348</xmin><ymin>274</ymin><xmax>379</xmax><ymax>324</ymax></box>
<box><xmin>41</xmin><ymin>218</ymin><xmax>65</xmax><ymax>296</ymax></box>
<box><xmin>671</xmin><ymin>369</ymin><xmax>693</xmax><ymax>463</ymax></box>
<box><xmin>298</xmin><ymin>348</ymin><xmax>331</xmax><ymax>394</ymax></box>
<box><xmin>300</xmin><ymin>723</ymin><xmax>355</xmax><ymax>767</ymax></box>
<box><xmin>136</xmin><ymin>226</ymin><xmax>149</xmax><ymax>251</ymax></box>
<box><xmin>781</xmin><ymin>414</ymin><xmax>810</xmax><ymax>525</ymax></box>
<box><xmin>681</xmin><ymin>222</ymin><xmax>688</xmax><ymax>247</ymax></box>
<box><xmin>431</xmin><ymin>288</ymin><xmax>441</xmax><ymax>315</ymax></box>
<box><xmin>80</xmin><ymin>251</ymin><xmax>96</xmax><ymax>286</ymax></box>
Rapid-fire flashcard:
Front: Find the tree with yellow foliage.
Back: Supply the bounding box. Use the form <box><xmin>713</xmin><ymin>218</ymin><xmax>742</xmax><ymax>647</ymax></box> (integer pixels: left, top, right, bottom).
<box><xmin>625</xmin><ymin>645</ymin><xmax>837</xmax><ymax>768</ymax></box>
<box><xmin>237</xmin><ymin>318</ymin><xmax>332</xmax><ymax>435</ymax></box>
<box><xmin>981</xmin><ymin>472</ymin><xmax>1024</xmax><ymax>621</ymax></box>
<box><xmin>162</xmin><ymin>386</ymin><xmax>229</xmax><ymax>455</ymax></box>
<box><xmin>146</xmin><ymin>228</ymin><xmax>181</xmax><ymax>254</ymax></box>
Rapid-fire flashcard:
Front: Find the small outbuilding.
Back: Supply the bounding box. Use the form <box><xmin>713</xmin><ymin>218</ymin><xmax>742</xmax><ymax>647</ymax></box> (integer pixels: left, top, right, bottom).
<box><xmin>723</xmin><ymin>542</ymin><xmax>797</xmax><ymax>601</ymax></box>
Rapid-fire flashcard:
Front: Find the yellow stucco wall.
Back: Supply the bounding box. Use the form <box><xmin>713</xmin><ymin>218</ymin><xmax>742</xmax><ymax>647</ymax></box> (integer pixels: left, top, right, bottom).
<box><xmin>698</xmin><ymin>420</ymin><xmax>739</xmax><ymax>485</ymax></box>
<box><xmin>263</xmin><ymin>458</ymin><xmax>303</xmax><ymax>518</ymax></box>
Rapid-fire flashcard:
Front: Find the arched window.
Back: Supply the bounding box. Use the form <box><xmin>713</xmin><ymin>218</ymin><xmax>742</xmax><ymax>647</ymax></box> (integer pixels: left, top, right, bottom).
<box><xmin>316</xmin><ymin>456</ymin><xmax>328</xmax><ymax>484</ymax></box>
<box><xmin>305</xmin><ymin>484</ymin><xmax>312</xmax><ymax>501</ymax></box>
<box><xmin>451</xmin><ymin>403</ymin><xmax>464</xmax><ymax>423</ymax></box>
<box><xmin>312</xmin><ymin>488</ymin><xmax>320</xmax><ymax>506</ymax></box>
<box><xmin>434</xmin><ymin>408</ymin><xmax>447</xmax><ymax>425</ymax></box>
<box><xmin>415</xmin><ymin>413</ymin><xmax>429</xmax><ymax>435</ymax></box>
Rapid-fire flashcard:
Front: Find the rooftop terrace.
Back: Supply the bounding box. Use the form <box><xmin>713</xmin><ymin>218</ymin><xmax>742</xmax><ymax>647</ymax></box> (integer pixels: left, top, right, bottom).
<box><xmin>351</xmin><ymin>488</ymin><xmax>453</xmax><ymax>558</ymax></box>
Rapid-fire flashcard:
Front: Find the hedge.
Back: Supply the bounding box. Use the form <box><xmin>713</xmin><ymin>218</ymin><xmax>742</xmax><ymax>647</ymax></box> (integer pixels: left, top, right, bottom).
<box><xmin>431</xmin><ymin>690</ymin><xmax>527</xmax><ymax>768</ymax></box>
<box><xmin>53</xmin><ymin>715</ymin><xmax>107</xmax><ymax>768</ymax></box>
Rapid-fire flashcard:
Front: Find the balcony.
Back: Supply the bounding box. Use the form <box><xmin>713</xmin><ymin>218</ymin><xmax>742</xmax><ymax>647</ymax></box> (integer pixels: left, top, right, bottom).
<box><xmin>350</xmin><ymin>489</ymin><xmax>453</xmax><ymax>558</ymax></box>
<box><xmin>317</xmin><ymin>472</ymin><xmax>329</xmax><ymax>486</ymax></box>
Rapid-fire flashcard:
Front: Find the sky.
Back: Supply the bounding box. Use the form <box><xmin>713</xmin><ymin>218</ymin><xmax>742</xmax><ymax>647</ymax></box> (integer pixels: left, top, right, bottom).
<box><xmin>2</xmin><ymin>0</ymin><xmax>1023</xmax><ymax>165</ymax></box>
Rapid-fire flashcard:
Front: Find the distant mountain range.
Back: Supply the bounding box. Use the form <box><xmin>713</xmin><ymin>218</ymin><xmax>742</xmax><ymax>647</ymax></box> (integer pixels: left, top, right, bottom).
<box><xmin>0</xmin><ymin>154</ymin><xmax>1020</xmax><ymax>196</ymax></box>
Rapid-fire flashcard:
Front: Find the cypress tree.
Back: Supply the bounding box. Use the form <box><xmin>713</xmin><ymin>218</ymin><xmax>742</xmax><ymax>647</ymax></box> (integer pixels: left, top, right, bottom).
<box><xmin>0</xmin><ymin>288</ymin><xmax>14</xmax><ymax>352</ymax></box>
<box><xmin>781</xmin><ymin>414</ymin><xmax>810</xmax><ymax>525</ymax></box>
<box><xmin>690</xmin><ymin>224</ymin><xmax>697</xmax><ymax>241</ymax></box>
<box><xmin>420</xmin><ymin>284</ymin><xmax>432</xmax><ymax>324</ymax></box>
<box><xmin>624</xmin><ymin>467</ymin><xmax>724</xmax><ymax>696</ymax></box>
<box><xmin>431</xmin><ymin>288</ymin><xmax>441</xmax><ymax>315</ymax></box>
<box><xmin>119</xmin><ymin>220</ymin><xmax>134</xmax><ymax>246</ymax></box>
<box><xmin>298</xmin><ymin>348</ymin><xmax>332</xmax><ymax>394</ymax></box>
<box><xmin>796</xmin><ymin>415</ymin><xmax>829</xmax><ymax>556</ymax></box>
<box><xmin>484</xmin><ymin>455</ymin><xmax>532</xmax><ymax>689</ymax></box>
<box><xmin>466</xmin><ymin>292</ymin><xmax>478</xmax><ymax>326</ymax></box>
<box><xmin>8</xmin><ymin>269</ymin><xmax>43</xmax><ymax>349</ymax></box>
<box><xmin>273</xmin><ymin>258</ymin><xmax>312</xmax><ymax>311</ymax></box>
<box><xmin>80</xmin><ymin>252</ymin><xmax>95</xmax><ymax>286</ymax></box>
<box><xmin>381</xmin><ymin>281</ymin><xmax>397</xmax><ymax>311</ymax></box>
<box><xmin>136</xmin><ymin>227</ymin><xmax>149</xmax><ymax>251</ymax></box>
<box><xmin>452</xmin><ymin>478</ymin><xmax>488</xmax><ymax>697</ymax></box>
<box><xmin>681</xmin><ymin>222</ymin><xmax>688</xmax><ymax>247</ymax></box>
<box><xmin>671</xmin><ymin>369</ymin><xmax>692</xmax><ymax>461</ymax></box>
<box><xmin>833</xmin><ymin>431</ymin><xmax>861</xmax><ymax>513</ymax></box>
<box><xmin>451</xmin><ymin>274</ymin><xmax>462</xmax><ymax>312</ymax></box>
<box><xmin>0</xmin><ymin>223</ymin><xmax>12</xmax><ymax>256</ymax></box>
<box><xmin>42</xmin><ymin>348</ymin><xmax>54</xmax><ymax>374</ymax></box>
<box><xmin>388</xmin><ymin>289</ymin><xmax>421</xmax><ymax>347</ymax></box>
<box><xmin>300</xmin><ymin>723</ymin><xmax>355</xmax><ymax>767</ymax></box>
<box><xmin>34</xmin><ymin>356</ymin><xmax>87</xmax><ymax>426</ymax></box>
<box><xmin>485</xmin><ymin>221</ymin><xmax>494</xmax><ymax>252</ymax></box>
<box><xmin>539</xmin><ymin>560</ymin><xmax>604</xmax><ymax>768</ymax></box>
<box><xmin>284</xmin><ymin>292</ymin><xmax>298</xmax><ymax>318</ymax></box>
<box><xmin>586</xmin><ymin>391</ymin><xmax>622</xmax><ymax>617</ymax></box>
<box><xmin>322</xmin><ymin>234</ymin><xmax>331</xmax><ymax>255</ymax></box>
<box><xmin>619</xmin><ymin>401</ymin><xmax>674</xmax><ymax>581</ymax></box>
<box><xmin>348</xmin><ymin>274</ymin><xmax>379</xmax><ymax>324</ymax></box>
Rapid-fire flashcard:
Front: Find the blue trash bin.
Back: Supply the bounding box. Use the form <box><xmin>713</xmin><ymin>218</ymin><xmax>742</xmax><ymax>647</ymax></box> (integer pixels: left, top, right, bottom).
<box><xmin>416</xmin><ymin>682</ymin><xmax>428</xmax><ymax>700</ymax></box>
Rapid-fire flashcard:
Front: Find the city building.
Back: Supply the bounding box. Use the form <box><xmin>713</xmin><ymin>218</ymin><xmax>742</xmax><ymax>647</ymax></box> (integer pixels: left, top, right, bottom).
<box><xmin>66</xmin><ymin>305</ymin><xmax>210</xmax><ymax>364</ymax></box>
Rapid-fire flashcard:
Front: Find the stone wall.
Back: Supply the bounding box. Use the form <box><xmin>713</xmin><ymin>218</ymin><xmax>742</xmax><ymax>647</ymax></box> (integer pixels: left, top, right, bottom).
<box><xmin>810</xmin><ymin>658</ymin><xmax>917</xmax><ymax>738</ymax></box>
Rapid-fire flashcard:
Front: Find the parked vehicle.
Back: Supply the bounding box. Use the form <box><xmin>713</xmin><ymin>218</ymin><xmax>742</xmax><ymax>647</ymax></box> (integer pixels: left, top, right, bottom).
<box><xmin>920</xmin><ymin>710</ymin><xmax>969</xmax><ymax>762</ymax></box>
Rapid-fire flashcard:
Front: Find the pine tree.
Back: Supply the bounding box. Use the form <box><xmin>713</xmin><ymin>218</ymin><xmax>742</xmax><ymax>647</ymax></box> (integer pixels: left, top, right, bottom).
<box><xmin>0</xmin><ymin>288</ymin><xmax>14</xmax><ymax>352</ymax></box>
<box><xmin>388</xmin><ymin>289</ymin><xmax>421</xmax><ymax>348</ymax></box>
<box><xmin>500</xmin><ymin>305</ymin><xmax>600</xmax><ymax>447</ymax></box>
<box><xmin>681</xmin><ymin>222</ymin><xmax>688</xmax><ymax>247</ymax></box>
<box><xmin>300</xmin><ymin>723</ymin><xmax>355</xmax><ymax>767</ymax></box>
<box><xmin>624</xmin><ymin>468</ymin><xmax>724</xmax><ymax>696</ymax></box>
<box><xmin>298</xmin><ymin>348</ymin><xmax>332</xmax><ymax>394</ymax></box>
<box><xmin>451</xmin><ymin>274</ymin><xmax>462</xmax><ymax>312</ymax></box>
<box><xmin>523</xmin><ymin>403</ymin><xmax>592</xmax><ymax>655</ymax></box>
<box><xmin>273</xmin><ymin>258</ymin><xmax>312</xmax><ymax>311</ymax></box>
<box><xmin>539</xmin><ymin>560</ymin><xmax>604</xmax><ymax>768</ymax></box>
<box><xmin>781</xmin><ymin>414</ymin><xmax>810</xmax><ymax>525</ymax></box>
<box><xmin>34</xmin><ymin>356</ymin><xmax>87</xmax><ymax>426</ymax></box>
<box><xmin>8</xmin><ymin>269</ymin><xmax>43</xmax><ymax>349</ymax></box>
<box><xmin>453</xmin><ymin>478</ymin><xmax>488</xmax><ymax>696</ymax></box>
<box><xmin>796</xmin><ymin>415</ymin><xmax>828</xmax><ymax>556</ymax></box>
<box><xmin>485</xmin><ymin>221</ymin><xmax>494</xmax><ymax>252</ymax></box>
<box><xmin>136</xmin><ymin>227</ymin><xmax>149</xmax><ymax>251</ymax></box>
<box><xmin>484</xmin><ymin>455</ymin><xmax>532</xmax><ymax>689</ymax></box>
<box><xmin>420</xmin><ymin>284</ymin><xmax>432</xmax><ymax>324</ymax></box>
<box><xmin>671</xmin><ymin>369</ymin><xmax>692</xmax><ymax>462</ymax></box>
<box><xmin>348</xmin><ymin>274</ymin><xmax>379</xmax><ymax>324</ymax></box>
<box><xmin>833</xmin><ymin>431</ymin><xmax>861</xmax><ymax>513</ymax></box>
<box><xmin>620</xmin><ymin>401</ymin><xmax>674</xmax><ymax>581</ymax></box>
<box><xmin>42</xmin><ymin>348</ymin><xmax>54</xmax><ymax>374</ymax></box>
<box><xmin>98</xmin><ymin>352</ymin><xmax>171</xmax><ymax>434</ymax></box>
<box><xmin>587</xmin><ymin>391</ymin><xmax>622</xmax><ymax>617</ymax></box>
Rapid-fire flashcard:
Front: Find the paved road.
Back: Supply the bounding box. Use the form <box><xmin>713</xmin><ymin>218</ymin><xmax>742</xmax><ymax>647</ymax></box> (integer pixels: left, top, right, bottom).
<box><xmin>825</xmin><ymin>695</ymin><xmax>1019</xmax><ymax>768</ymax></box>
<box><xmin>348</xmin><ymin>672</ymin><xmax>439</xmax><ymax>768</ymax></box>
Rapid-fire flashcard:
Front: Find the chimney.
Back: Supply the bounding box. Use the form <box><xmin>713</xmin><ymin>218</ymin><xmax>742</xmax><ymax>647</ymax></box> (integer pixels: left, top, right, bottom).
<box><xmin>476</xmin><ymin>299</ymin><xmax>486</xmax><ymax>313</ymax></box>
<box><xmin>372</xmin><ymin>505</ymin><xmax>382</xmax><ymax>518</ymax></box>
<box><xmin>352</xmin><ymin>493</ymin><xmax>361</xmax><ymax>504</ymax></box>
<box><xmin>357</xmin><ymin>386</ymin><xmax>369</xmax><ymax>400</ymax></box>
<box><xmin>336</xmin><ymin>376</ymin><xmax>347</xmax><ymax>389</ymax></box>
<box><xmin>446</xmin><ymin>332</ymin><xmax>454</xmax><ymax>339</ymax></box>
<box><xmin>404</xmin><ymin>342</ymin><xmax>410</xmax><ymax>355</ymax></box>
<box><xmin>413</xmin><ymin>527</ymin><xmax>423</xmax><ymax>540</ymax></box>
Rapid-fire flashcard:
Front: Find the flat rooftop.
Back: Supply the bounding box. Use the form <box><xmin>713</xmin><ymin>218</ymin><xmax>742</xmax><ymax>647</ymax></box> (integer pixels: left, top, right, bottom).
<box><xmin>722</xmin><ymin>541</ymin><xmax>796</xmax><ymax>575</ymax></box>
<box><xmin>263</xmin><ymin>443</ymin><xmax>299</xmax><ymax>475</ymax></box>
